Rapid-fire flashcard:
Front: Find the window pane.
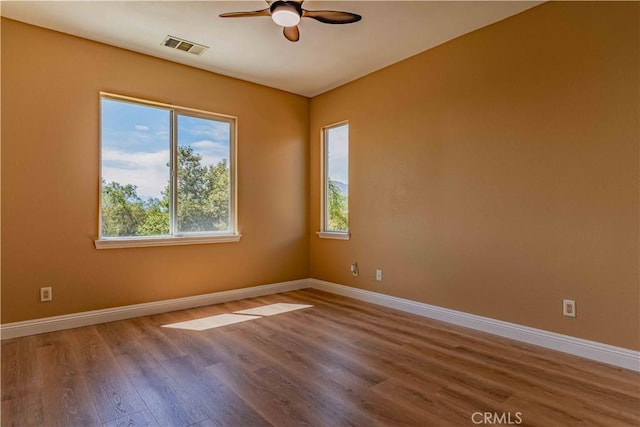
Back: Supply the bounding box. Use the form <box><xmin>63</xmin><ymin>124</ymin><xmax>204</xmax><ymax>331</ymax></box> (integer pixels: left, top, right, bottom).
<box><xmin>176</xmin><ymin>114</ymin><xmax>231</xmax><ymax>233</ymax></box>
<box><xmin>325</xmin><ymin>124</ymin><xmax>349</xmax><ymax>232</ymax></box>
<box><xmin>101</xmin><ymin>98</ymin><xmax>170</xmax><ymax>237</ymax></box>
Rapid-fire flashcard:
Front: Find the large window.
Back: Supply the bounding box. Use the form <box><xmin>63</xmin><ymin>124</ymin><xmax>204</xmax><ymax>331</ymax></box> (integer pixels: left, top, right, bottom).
<box><xmin>97</xmin><ymin>93</ymin><xmax>238</xmax><ymax>248</ymax></box>
<box><xmin>319</xmin><ymin>122</ymin><xmax>349</xmax><ymax>238</ymax></box>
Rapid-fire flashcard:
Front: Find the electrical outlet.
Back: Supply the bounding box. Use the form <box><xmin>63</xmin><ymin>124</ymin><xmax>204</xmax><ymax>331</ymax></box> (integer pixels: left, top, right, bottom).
<box><xmin>40</xmin><ymin>287</ymin><xmax>52</xmax><ymax>302</ymax></box>
<box><xmin>563</xmin><ymin>299</ymin><xmax>576</xmax><ymax>317</ymax></box>
<box><xmin>350</xmin><ymin>262</ymin><xmax>359</xmax><ymax>277</ymax></box>
<box><xmin>375</xmin><ymin>269</ymin><xmax>383</xmax><ymax>281</ymax></box>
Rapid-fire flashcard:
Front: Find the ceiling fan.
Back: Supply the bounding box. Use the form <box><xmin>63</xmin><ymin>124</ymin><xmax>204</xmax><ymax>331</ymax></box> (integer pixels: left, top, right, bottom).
<box><xmin>219</xmin><ymin>1</ymin><xmax>362</xmax><ymax>42</ymax></box>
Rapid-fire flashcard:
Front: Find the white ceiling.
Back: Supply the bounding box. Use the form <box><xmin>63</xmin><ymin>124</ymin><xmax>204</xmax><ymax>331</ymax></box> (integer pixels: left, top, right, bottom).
<box><xmin>1</xmin><ymin>1</ymin><xmax>542</xmax><ymax>97</ymax></box>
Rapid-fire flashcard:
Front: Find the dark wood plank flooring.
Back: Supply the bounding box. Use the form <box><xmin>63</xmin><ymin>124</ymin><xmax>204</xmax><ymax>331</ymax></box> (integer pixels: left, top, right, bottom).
<box><xmin>2</xmin><ymin>289</ymin><xmax>639</xmax><ymax>426</ymax></box>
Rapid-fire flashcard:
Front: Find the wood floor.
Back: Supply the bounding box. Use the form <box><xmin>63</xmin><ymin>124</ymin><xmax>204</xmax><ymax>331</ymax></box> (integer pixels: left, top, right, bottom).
<box><xmin>2</xmin><ymin>289</ymin><xmax>639</xmax><ymax>426</ymax></box>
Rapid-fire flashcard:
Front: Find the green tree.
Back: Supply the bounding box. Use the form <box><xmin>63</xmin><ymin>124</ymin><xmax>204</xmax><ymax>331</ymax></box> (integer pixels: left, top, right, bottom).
<box><xmin>328</xmin><ymin>179</ymin><xmax>348</xmax><ymax>231</ymax></box>
<box><xmin>176</xmin><ymin>146</ymin><xmax>229</xmax><ymax>232</ymax></box>
<box><xmin>206</xmin><ymin>158</ymin><xmax>230</xmax><ymax>230</ymax></box>
<box><xmin>101</xmin><ymin>180</ymin><xmax>147</xmax><ymax>237</ymax></box>
<box><xmin>138</xmin><ymin>193</ymin><xmax>170</xmax><ymax>236</ymax></box>
<box><xmin>100</xmin><ymin>146</ymin><xmax>230</xmax><ymax>237</ymax></box>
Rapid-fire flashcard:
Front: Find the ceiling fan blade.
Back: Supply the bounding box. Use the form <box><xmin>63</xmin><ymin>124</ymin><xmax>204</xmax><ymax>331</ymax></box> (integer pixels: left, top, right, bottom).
<box><xmin>283</xmin><ymin>25</ymin><xmax>300</xmax><ymax>42</ymax></box>
<box><xmin>219</xmin><ymin>8</ymin><xmax>271</xmax><ymax>18</ymax></box>
<box><xmin>302</xmin><ymin>10</ymin><xmax>361</xmax><ymax>24</ymax></box>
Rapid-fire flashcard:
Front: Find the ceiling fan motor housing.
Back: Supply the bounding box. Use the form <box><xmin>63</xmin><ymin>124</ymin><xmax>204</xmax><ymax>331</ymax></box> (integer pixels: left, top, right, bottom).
<box><xmin>270</xmin><ymin>1</ymin><xmax>302</xmax><ymax>27</ymax></box>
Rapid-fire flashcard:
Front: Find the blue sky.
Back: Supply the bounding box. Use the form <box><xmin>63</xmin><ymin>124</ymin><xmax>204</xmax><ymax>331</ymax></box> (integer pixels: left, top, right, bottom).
<box><xmin>326</xmin><ymin>123</ymin><xmax>349</xmax><ymax>185</ymax></box>
<box><xmin>101</xmin><ymin>98</ymin><xmax>230</xmax><ymax>199</ymax></box>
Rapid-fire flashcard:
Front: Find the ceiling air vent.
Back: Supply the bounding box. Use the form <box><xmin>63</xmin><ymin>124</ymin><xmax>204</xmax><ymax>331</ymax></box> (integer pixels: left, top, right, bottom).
<box><xmin>162</xmin><ymin>35</ymin><xmax>208</xmax><ymax>56</ymax></box>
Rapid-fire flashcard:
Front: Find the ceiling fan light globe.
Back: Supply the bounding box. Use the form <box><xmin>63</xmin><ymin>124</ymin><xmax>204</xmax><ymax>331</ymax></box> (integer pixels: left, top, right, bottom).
<box><xmin>271</xmin><ymin>4</ymin><xmax>301</xmax><ymax>27</ymax></box>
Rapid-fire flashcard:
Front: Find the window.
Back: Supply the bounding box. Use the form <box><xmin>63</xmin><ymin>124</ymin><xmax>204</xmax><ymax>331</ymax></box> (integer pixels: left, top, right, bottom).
<box><xmin>96</xmin><ymin>93</ymin><xmax>239</xmax><ymax>249</ymax></box>
<box><xmin>318</xmin><ymin>122</ymin><xmax>349</xmax><ymax>239</ymax></box>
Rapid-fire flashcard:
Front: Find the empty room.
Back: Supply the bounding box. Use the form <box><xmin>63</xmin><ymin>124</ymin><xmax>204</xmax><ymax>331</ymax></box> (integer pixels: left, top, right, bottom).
<box><xmin>1</xmin><ymin>1</ymin><xmax>638</xmax><ymax>426</ymax></box>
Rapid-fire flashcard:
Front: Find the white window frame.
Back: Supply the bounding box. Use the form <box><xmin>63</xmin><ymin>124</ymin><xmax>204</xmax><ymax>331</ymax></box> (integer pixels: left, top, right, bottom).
<box><xmin>95</xmin><ymin>92</ymin><xmax>240</xmax><ymax>249</ymax></box>
<box><xmin>317</xmin><ymin>120</ymin><xmax>350</xmax><ymax>240</ymax></box>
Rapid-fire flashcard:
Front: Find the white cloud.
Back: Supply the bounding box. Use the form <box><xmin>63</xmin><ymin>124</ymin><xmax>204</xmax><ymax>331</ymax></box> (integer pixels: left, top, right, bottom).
<box><xmin>102</xmin><ymin>149</ymin><xmax>170</xmax><ymax>199</ymax></box>
<box><xmin>135</xmin><ymin>125</ymin><xmax>150</xmax><ymax>131</ymax></box>
<box><xmin>191</xmin><ymin>140</ymin><xmax>226</xmax><ymax>150</ymax></box>
<box><xmin>187</xmin><ymin>123</ymin><xmax>230</xmax><ymax>141</ymax></box>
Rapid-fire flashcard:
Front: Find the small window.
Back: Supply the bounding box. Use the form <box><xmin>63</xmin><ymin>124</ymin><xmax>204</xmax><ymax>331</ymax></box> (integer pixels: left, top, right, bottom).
<box><xmin>319</xmin><ymin>122</ymin><xmax>349</xmax><ymax>239</ymax></box>
<box><xmin>97</xmin><ymin>93</ymin><xmax>238</xmax><ymax>248</ymax></box>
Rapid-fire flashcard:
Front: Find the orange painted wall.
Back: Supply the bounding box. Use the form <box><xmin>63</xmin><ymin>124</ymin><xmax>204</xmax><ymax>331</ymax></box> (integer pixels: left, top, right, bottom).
<box><xmin>309</xmin><ymin>2</ymin><xmax>639</xmax><ymax>350</ymax></box>
<box><xmin>1</xmin><ymin>19</ymin><xmax>310</xmax><ymax>322</ymax></box>
<box><xmin>2</xmin><ymin>2</ymin><xmax>639</xmax><ymax>352</ymax></box>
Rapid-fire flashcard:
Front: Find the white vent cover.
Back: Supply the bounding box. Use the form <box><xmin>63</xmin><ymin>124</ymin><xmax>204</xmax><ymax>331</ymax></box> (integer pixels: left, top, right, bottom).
<box><xmin>162</xmin><ymin>35</ymin><xmax>208</xmax><ymax>56</ymax></box>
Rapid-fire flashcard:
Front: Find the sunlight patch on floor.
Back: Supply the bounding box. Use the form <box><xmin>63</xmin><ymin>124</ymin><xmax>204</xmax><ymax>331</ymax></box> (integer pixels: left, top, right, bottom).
<box><xmin>161</xmin><ymin>303</ymin><xmax>313</xmax><ymax>331</ymax></box>
<box><xmin>233</xmin><ymin>303</ymin><xmax>313</xmax><ymax>317</ymax></box>
<box><xmin>162</xmin><ymin>313</ymin><xmax>261</xmax><ymax>331</ymax></box>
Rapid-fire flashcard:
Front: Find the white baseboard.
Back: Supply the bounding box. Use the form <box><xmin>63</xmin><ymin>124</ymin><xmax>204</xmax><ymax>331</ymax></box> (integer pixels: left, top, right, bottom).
<box><xmin>309</xmin><ymin>279</ymin><xmax>640</xmax><ymax>372</ymax></box>
<box><xmin>0</xmin><ymin>279</ymin><xmax>309</xmax><ymax>340</ymax></box>
<box><xmin>3</xmin><ymin>277</ymin><xmax>637</xmax><ymax>372</ymax></box>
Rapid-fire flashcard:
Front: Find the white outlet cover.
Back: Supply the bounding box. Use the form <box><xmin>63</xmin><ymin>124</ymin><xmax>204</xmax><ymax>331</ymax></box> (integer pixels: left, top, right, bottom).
<box><xmin>40</xmin><ymin>287</ymin><xmax>52</xmax><ymax>302</ymax></box>
<box><xmin>563</xmin><ymin>299</ymin><xmax>576</xmax><ymax>317</ymax></box>
<box><xmin>351</xmin><ymin>263</ymin><xmax>359</xmax><ymax>277</ymax></box>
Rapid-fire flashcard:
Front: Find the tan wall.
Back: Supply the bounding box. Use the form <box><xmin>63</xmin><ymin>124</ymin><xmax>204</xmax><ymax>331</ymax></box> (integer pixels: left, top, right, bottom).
<box><xmin>2</xmin><ymin>2</ymin><xmax>639</xmax><ymax>352</ymax></box>
<box><xmin>1</xmin><ymin>19</ymin><xmax>310</xmax><ymax>323</ymax></box>
<box><xmin>310</xmin><ymin>2</ymin><xmax>640</xmax><ymax>350</ymax></box>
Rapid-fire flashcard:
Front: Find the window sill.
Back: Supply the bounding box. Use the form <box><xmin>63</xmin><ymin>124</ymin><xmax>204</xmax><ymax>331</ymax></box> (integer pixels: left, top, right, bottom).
<box><xmin>316</xmin><ymin>231</ymin><xmax>350</xmax><ymax>240</ymax></box>
<box><xmin>94</xmin><ymin>234</ymin><xmax>242</xmax><ymax>249</ymax></box>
